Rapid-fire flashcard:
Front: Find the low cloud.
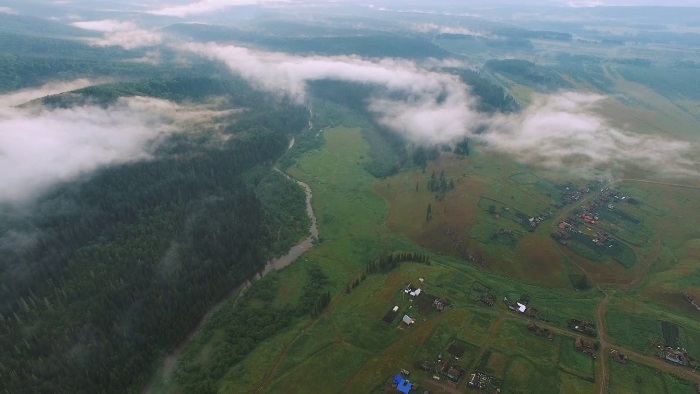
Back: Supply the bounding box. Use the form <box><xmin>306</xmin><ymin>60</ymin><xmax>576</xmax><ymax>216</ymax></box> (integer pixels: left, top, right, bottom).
<box><xmin>72</xmin><ymin>20</ymin><xmax>162</xmax><ymax>49</ymax></box>
<box><xmin>0</xmin><ymin>79</ymin><xmax>97</xmax><ymax>107</ymax></box>
<box><xmin>183</xmin><ymin>42</ymin><xmax>698</xmax><ymax>179</ymax></box>
<box><xmin>485</xmin><ymin>93</ymin><xmax>699</xmax><ymax>178</ymax></box>
<box><xmin>0</xmin><ymin>82</ymin><xmax>229</xmax><ymax>205</ymax></box>
<box><xmin>411</xmin><ymin>23</ymin><xmax>494</xmax><ymax>38</ymax></box>
<box><xmin>149</xmin><ymin>0</ymin><xmax>286</xmax><ymax>17</ymax></box>
<box><xmin>184</xmin><ymin>41</ymin><xmax>479</xmax><ymax>110</ymax></box>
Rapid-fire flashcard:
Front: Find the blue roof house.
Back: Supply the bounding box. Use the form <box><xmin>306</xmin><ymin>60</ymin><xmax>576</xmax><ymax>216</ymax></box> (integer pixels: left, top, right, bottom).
<box><xmin>392</xmin><ymin>374</ymin><xmax>413</xmax><ymax>394</ymax></box>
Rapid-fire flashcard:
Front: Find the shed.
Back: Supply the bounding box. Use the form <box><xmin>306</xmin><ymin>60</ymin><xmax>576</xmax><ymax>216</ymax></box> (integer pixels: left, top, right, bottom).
<box><xmin>393</xmin><ymin>374</ymin><xmax>413</xmax><ymax>394</ymax></box>
<box><xmin>393</xmin><ymin>305</ymin><xmax>399</xmax><ymax>312</ymax></box>
<box><xmin>402</xmin><ymin>315</ymin><xmax>415</xmax><ymax>325</ymax></box>
<box><xmin>516</xmin><ymin>302</ymin><xmax>526</xmax><ymax>313</ymax></box>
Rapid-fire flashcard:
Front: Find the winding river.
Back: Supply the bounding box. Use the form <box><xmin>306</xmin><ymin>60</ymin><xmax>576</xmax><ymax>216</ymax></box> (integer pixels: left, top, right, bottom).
<box><xmin>143</xmin><ymin>139</ymin><xmax>317</xmax><ymax>392</ymax></box>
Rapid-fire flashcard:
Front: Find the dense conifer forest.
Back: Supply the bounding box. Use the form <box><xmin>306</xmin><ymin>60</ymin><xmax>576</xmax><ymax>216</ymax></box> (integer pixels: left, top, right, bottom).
<box><xmin>0</xmin><ymin>76</ymin><xmax>310</xmax><ymax>393</ymax></box>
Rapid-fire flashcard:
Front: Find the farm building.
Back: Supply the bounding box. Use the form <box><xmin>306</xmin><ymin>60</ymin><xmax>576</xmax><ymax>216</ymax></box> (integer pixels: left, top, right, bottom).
<box><xmin>440</xmin><ymin>364</ymin><xmax>465</xmax><ymax>382</ymax></box>
<box><xmin>404</xmin><ymin>284</ymin><xmax>423</xmax><ymax>297</ymax></box>
<box><xmin>610</xmin><ymin>350</ymin><xmax>628</xmax><ymax>364</ymax></box>
<box><xmin>528</xmin><ymin>322</ymin><xmax>554</xmax><ymax>340</ymax></box>
<box><xmin>568</xmin><ymin>319</ymin><xmax>597</xmax><ymax>336</ymax></box>
<box><xmin>392</xmin><ymin>374</ymin><xmax>413</xmax><ymax>394</ymax></box>
<box><xmin>432</xmin><ymin>298</ymin><xmax>447</xmax><ymax>311</ymax></box>
<box><xmin>481</xmin><ymin>292</ymin><xmax>495</xmax><ymax>306</ymax></box>
<box><xmin>661</xmin><ymin>347</ymin><xmax>690</xmax><ymax>366</ymax></box>
<box><xmin>575</xmin><ymin>337</ymin><xmax>598</xmax><ymax>357</ymax></box>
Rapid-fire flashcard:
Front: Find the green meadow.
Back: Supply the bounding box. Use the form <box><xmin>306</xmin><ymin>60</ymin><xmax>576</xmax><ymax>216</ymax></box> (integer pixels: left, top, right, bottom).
<box><xmin>161</xmin><ymin>78</ymin><xmax>700</xmax><ymax>393</ymax></box>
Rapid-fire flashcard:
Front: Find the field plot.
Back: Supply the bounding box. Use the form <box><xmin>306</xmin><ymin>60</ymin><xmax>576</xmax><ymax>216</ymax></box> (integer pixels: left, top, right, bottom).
<box><xmin>475</xmin><ymin>349</ymin><xmax>509</xmax><ymax>378</ymax></box>
<box><xmin>605</xmin><ymin>300</ymin><xmax>700</xmax><ymax>358</ymax></box>
<box><xmin>558</xmin><ymin>337</ymin><xmax>595</xmax><ymax>381</ymax></box>
<box><xmin>491</xmin><ymin>321</ymin><xmax>560</xmax><ymax>362</ymax></box>
<box><xmin>592</xmin><ymin>203</ymin><xmax>655</xmax><ymax>246</ymax></box>
<box><xmin>469</xmin><ymin>216</ymin><xmax>522</xmax><ymax>247</ymax></box>
<box><xmin>563</xmin><ymin>226</ymin><xmax>637</xmax><ymax>267</ymax></box>
<box><xmin>477</xmin><ymin>196</ymin><xmax>546</xmax><ymax>232</ymax></box>
<box><xmin>502</xmin><ymin>356</ymin><xmax>562</xmax><ymax>393</ymax></box>
<box><xmin>606</xmin><ymin>308</ymin><xmax>665</xmax><ymax>354</ymax></box>
<box><xmin>608</xmin><ymin>360</ymin><xmax>696</xmax><ymax>394</ymax></box>
<box><xmin>445</xmin><ymin>338</ymin><xmax>479</xmax><ymax>366</ymax></box>
<box><xmin>508</xmin><ymin>171</ymin><xmax>571</xmax><ymax>204</ymax></box>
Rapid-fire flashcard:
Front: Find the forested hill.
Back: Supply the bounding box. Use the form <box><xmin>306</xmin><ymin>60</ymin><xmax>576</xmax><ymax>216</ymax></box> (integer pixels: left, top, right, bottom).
<box><xmin>164</xmin><ymin>23</ymin><xmax>452</xmax><ymax>59</ymax></box>
<box><xmin>0</xmin><ymin>77</ymin><xmax>310</xmax><ymax>393</ymax></box>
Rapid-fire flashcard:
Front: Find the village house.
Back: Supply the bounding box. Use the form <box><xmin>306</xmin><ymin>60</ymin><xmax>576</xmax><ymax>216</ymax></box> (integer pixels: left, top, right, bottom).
<box><xmin>392</xmin><ymin>374</ymin><xmax>413</xmax><ymax>394</ymax></box>
<box><xmin>610</xmin><ymin>350</ymin><xmax>628</xmax><ymax>364</ymax></box>
<box><xmin>432</xmin><ymin>298</ymin><xmax>447</xmax><ymax>311</ymax></box>
<box><xmin>481</xmin><ymin>292</ymin><xmax>496</xmax><ymax>306</ymax></box>
<box><xmin>440</xmin><ymin>364</ymin><xmax>464</xmax><ymax>382</ymax></box>
<box><xmin>660</xmin><ymin>347</ymin><xmax>690</xmax><ymax>366</ymax></box>
<box><xmin>568</xmin><ymin>319</ymin><xmax>597</xmax><ymax>337</ymax></box>
<box><xmin>575</xmin><ymin>337</ymin><xmax>598</xmax><ymax>358</ymax></box>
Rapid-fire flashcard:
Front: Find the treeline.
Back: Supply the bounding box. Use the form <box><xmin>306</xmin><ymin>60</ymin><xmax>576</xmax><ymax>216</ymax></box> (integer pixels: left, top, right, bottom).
<box><xmin>165</xmin><ymin>23</ymin><xmax>452</xmax><ymax>60</ymax></box>
<box><xmin>0</xmin><ymin>52</ymin><xmax>226</xmax><ymax>93</ymax></box>
<box><xmin>427</xmin><ymin>170</ymin><xmax>455</xmax><ymax>200</ymax></box>
<box><xmin>346</xmin><ymin>251</ymin><xmax>430</xmax><ymax>293</ymax></box>
<box><xmin>0</xmin><ymin>78</ymin><xmax>309</xmax><ymax>393</ymax></box>
<box><xmin>297</xmin><ymin>265</ymin><xmax>331</xmax><ymax>317</ymax></box>
<box><xmin>174</xmin><ymin>263</ymin><xmax>332</xmax><ymax>393</ymax></box>
<box><xmin>484</xmin><ymin>59</ymin><xmax>573</xmax><ymax>92</ymax></box>
<box><xmin>307</xmin><ymin>80</ymin><xmax>408</xmax><ymax>178</ymax></box>
<box><xmin>449</xmin><ymin>69</ymin><xmax>519</xmax><ymax>113</ymax></box>
<box><xmin>255</xmin><ymin>35</ymin><xmax>453</xmax><ymax>59</ymax></box>
<box><xmin>173</xmin><ymin>274</ymin><xmax>296</xmax><ymax>394</ymax></box>
<box><xmin>365</xmin><ymin>251</ymin><xmax>430</xmax><ymax>275</ymax></box>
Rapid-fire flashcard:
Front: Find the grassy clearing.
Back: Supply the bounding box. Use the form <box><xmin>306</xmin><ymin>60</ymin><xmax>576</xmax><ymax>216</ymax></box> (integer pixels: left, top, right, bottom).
<box><xmin>491</xmin><ymin>321</ymin><xmax>560</xmax><ymax>362</ymax></box>
<box><xmin>608</xmin><ymin>361</ymin><xmax>668</xmax><ymax>394</ymax></box>
<box><xmin>503</xmin><ymin>356</ymin><xmax>562</xmax><ymax>393</ymax></box>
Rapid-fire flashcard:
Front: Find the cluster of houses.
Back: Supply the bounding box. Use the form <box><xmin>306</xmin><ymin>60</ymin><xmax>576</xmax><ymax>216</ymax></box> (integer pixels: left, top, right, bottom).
<box><xmin>418</xmin><ymin>358</ymin><xmax>465</xmax><ymax>383</ymax></box>
<box><xmin>568</xmin><ymin>319</ymin><xmax>597</xmax><ymax>337</ymax></box>
<box><xmin>505</xmin><ymin>297</ymin><xmax>537</xmax><ymax>317</ymax></box>
<box><xmin>528</xmin><ymin>322</ymin><xmax>554</xmax><ymax>340</ymax></box>
<box><xmin>525</xmin><ymin>210</ymin><xmax>554</xmax><ymax>229</ymax></box>
<box><xmin>592</xmin><ymin>231</ymin><xmax>614</xmax><ymax>247</ymax></box>
<box><xmin>582</xmin><ymin>186</ymin><xmax>630</xmax><ymax>213</ymax></box>
<box><xmin>580</xmin><ymin>211</ymin><xmax>599</xmax><ymax>225</ymax></box>
<box><xmin>555</xmin><ymin>186</ymin><xmax>590</xmax><ymax>207</ymax></box>
<box><xmin>404</xmin><ymin>285</ymin><xmax>423</xmax><ymax>297</ymax></box>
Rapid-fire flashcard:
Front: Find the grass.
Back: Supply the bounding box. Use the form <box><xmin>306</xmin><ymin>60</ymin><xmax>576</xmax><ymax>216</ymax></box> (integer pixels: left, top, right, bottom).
<box><xmin>608</xmin><ymin>361</ymin><xmax>668</xmax><ymax>394</ymax></box>
<box><xmin>503</xmin><ymin>356</ymin><xmax>562</xmax><ymax>393</ymax></box>
<box><xmin>153</xmin><ymin>91</ymin><xmax>700</xmax><ymax>394</ymax></box>
<box><xmin>558</xmin><ymin>337</ymin><xmax>595</xmax><ymax>380</ymax></box>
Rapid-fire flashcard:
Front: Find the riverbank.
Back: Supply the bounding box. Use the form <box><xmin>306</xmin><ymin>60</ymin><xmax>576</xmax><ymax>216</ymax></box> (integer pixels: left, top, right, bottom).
<box><xmin>142</xmin><ymin>161</ymin><xmax>318</xmax><ymax>393</ymax></box>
